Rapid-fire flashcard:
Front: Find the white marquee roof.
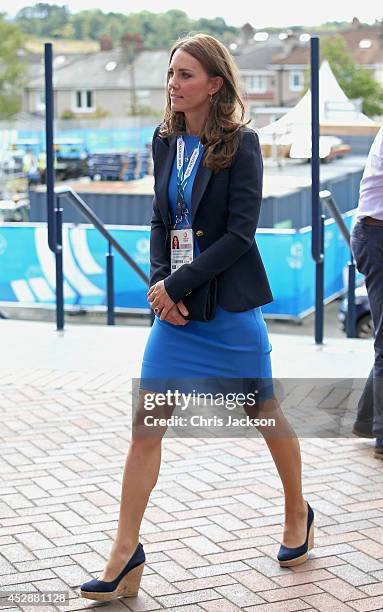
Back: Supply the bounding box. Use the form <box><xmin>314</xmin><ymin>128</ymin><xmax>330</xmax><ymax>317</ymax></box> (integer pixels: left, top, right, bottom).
<box><xmin>260</xmin><ymin>60</ymin><xmax>374</xmax><ymax>139</ymax></box>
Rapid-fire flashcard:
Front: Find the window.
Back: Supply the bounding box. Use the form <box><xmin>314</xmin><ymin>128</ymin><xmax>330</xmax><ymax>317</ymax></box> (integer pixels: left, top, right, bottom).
<box><xmin>246</xmin><ymin>75</ymin><xmax>267</xmax><ymax>93</ymax></box>
<box><xmin>136</xmin><ymin>90</ymin><xmax>150</xmax><ymax>104</ymax></box>
<box><xmin>105</xmin><ymin>61</ymin><xmax>117</xmax><ymax>71</ymax></box>
<box><xmin>253</xmin><ymin>32</ymin><xmax>269</xmax><ymax>42</ymax></box>
<box><xmin>74</xmin><ymin>90</ymin><xmax>94</xmax><ymax>112</ymax></box>
<box><xmin>36</xmin><ymin>90</ymin><xmax>45</xmax><ymax>111</ymax></box>
<box><xmin>249</xmin><ymin>105</ymin><xmax>258</xmax><ymax>119</ymax></box>
<box><xmin>290</xmin><ymin>71</ymin><xmax>304</xmax><ymax>92</ymax></box>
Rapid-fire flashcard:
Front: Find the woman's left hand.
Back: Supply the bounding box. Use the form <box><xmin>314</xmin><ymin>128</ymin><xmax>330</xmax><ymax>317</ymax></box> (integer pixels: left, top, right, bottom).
<box><xmin>147</xmin><ymin>280</ymin><xmax>175</xmax><ymax>320</ymax></box>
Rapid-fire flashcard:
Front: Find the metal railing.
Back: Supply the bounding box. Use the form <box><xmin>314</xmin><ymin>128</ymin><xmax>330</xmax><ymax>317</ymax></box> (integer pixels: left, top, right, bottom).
<box><xmin>44</xmin><ymin>43</ymin><xmax>151</xmax><ymax>332</ymax></box>
<box><xmin>319</xmin><ymin>189</ymin><xmax>356</xmax><ymax>338</ymax></box>
<box><xmin>48</xmin><ymin>186</ymin><xmax>150</xmax><ymax>330</ymax></box>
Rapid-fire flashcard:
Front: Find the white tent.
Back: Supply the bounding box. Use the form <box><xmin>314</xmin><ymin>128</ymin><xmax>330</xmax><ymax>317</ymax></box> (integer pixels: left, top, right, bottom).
<box><xmin>259</xmin><ymin>60</ymin><xmax>373</xmax><ymax>157</ymax></box>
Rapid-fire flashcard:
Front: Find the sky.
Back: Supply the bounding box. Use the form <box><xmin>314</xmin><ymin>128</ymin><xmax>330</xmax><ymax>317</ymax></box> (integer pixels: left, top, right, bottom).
<box><xmin>1</xmin><ymin>0</ymin><xmax>382</xmax><ymax>28</ymax></box>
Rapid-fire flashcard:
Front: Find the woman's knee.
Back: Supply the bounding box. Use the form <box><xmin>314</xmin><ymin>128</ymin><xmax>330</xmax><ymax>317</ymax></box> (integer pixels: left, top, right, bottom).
<box><xmin>130</xmin><ymin>434</ymin><xmax>162</xmax><ymax>451</ymax></box>
<box><xmin>243</xmin><ymin>397</ymin><xmax>295</xmax><ymax>437</ymax></box>
<box><xmin>243</xmin><ymin>395</ymin><xmax>278</xmax><ymax>419</ymax></box>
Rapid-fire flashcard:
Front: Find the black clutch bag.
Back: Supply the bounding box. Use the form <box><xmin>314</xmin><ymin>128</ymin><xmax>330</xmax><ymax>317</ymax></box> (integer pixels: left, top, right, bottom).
<box><xmin>183</xmin><ymin>277</ymin><xmax>217</xmax><ymax>322</ymax></box>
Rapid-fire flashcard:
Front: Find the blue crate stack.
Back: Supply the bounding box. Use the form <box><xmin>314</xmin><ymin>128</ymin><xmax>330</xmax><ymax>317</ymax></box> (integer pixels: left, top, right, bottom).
<box><xmin>87</xmin><ymin>150</ymin><xmax>151</xmax><ymax>182</ymax></box>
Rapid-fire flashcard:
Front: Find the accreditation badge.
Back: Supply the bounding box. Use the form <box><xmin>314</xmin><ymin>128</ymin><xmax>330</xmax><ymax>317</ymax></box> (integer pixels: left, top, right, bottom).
<box><xmin>170</xmin><ymin>228</ymin><xmax>194</xmax><ymax>273</ymax></box>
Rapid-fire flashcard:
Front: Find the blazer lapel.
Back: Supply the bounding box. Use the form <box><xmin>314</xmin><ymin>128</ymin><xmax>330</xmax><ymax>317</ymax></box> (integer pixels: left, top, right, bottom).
<box><xmin>155</xmin><ymin>134</ymin><xmax>176</xmax><ymax>228</ymax></box>
<box><xmin>191</xmin><ymin>161</ymin><xmax>212</xmax><ymax>224</ymax></box>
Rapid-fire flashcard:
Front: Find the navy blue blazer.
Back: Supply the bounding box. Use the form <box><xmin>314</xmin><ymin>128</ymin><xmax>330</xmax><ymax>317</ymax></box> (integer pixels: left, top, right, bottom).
<box><xmin>149</xmin><ymin>124</ymin><xmax>273</xmax><ymax>311</ymax></box>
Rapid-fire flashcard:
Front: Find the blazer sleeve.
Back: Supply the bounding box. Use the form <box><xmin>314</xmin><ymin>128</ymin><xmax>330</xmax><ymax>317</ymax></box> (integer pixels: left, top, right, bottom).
<box><xmin>149</xmin><ymin>126</ymin><xmax>171</xmax><ymax>287</ymax></box>
<box><xmin>164</xmin><ymin>129</ymin><xmax>263</xmax><ymax>304</ymax></box>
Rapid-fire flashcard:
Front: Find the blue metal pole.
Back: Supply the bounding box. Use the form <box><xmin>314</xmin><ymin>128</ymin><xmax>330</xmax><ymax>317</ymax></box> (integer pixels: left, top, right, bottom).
<box><xmin>310</xmin><ymin>36</ymin><xmax>324</xmax><ymax>345</ymax></box>
<box><xmin>346</xmin><ymin>257</ymin><xmax>356</xmax><ymax>338</ymax></box>
<box><xmin>316</xmin><ymin>214</ymin><xmax>325</xmax><ymax>339</ymax></box>
<box><xmin>55</xmin><ymin>197</ymin><xmax>64</xmax><ymax>331</ymax></box>
<box><xmin>106</xmin><ymin>242</ymin><xmax>115</xmax><ymax>325</ymax></box>
<box><xmin>44</xmin><ymin>43</ymin><xmax>56</xmax><ymax>253</ymax></box>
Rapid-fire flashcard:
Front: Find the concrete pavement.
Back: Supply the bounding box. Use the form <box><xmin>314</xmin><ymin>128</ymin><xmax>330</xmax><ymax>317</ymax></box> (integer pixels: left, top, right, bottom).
<box><xmin>0</xmin><ymin>319</ymin><xmax>382</xmax><ymax>611</ymax></box>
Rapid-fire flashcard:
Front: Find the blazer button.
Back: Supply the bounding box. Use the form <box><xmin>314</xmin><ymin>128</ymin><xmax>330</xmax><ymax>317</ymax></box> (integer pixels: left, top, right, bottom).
<box><xmin>195</xmin><ymin>229</ymin><xmax>204</xmax><ymax>237</ymax></box>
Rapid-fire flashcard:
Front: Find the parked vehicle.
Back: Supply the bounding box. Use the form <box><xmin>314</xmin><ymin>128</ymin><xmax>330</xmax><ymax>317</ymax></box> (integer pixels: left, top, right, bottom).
<box><xmin>87</xmin><ymin>150</ymin><xmax>148</xmax><ymax>181</ymax></box>
<box><xmin>0</xmin><ymin>194</ymin><xmax>29</xmax><ymax>222</ymax></box>
<box><xmin>88</xmin><ymin>151</ymin><xmax>128</xmax><ymax>181</ymax></box>
<box><xmin>338</xmin><ymin>285</ymin><xmax>374</xmax><ymax>338</ymax></box>
<box><xmin>54</xmin><ymin>138</ymin><xmax>88</xmax><ymax>180</ymax></box>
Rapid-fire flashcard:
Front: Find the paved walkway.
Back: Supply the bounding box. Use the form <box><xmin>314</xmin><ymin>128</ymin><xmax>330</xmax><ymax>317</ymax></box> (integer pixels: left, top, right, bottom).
<box><xmin>0</xmin><ymin>320</ymin><xmax>382</xmax><ymax>611</ymax></box>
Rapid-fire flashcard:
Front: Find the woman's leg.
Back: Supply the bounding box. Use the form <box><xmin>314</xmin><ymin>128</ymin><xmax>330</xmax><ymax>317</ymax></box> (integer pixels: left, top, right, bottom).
<box><xmin>99</xmin><ymin>390</ymin><xmax>170</xmax><ymax>581</ymax></box>
<box><xmin>245</xmin><ymin>397</ymin><xmax>308</xmax><ymax>547</ymax></box>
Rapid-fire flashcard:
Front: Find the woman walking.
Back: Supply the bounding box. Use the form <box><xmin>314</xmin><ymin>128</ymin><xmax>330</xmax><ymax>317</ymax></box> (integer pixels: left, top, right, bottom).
<box><xmin>80</xmin><ymin>33</ymin><xmax>314</xmax><ymax>602</ymax></box>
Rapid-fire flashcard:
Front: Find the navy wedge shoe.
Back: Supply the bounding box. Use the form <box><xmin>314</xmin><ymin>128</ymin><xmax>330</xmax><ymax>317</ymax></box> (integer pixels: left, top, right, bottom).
<box><xmin>277</xmin><ymin>502</ymin><xmax>314</xmax><ymax>567</ymax></box>
<box><xmin>80</xmin><ymin>542</ymin><xmax>145</xmax><ymax>602</ymax></box>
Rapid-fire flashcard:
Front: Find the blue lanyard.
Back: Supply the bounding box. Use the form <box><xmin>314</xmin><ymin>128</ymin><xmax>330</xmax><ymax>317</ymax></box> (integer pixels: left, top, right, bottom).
<box><xmin>174</xmin><ymin>136</ymin><xmax>201</xmax><ymax>228</ymax></box>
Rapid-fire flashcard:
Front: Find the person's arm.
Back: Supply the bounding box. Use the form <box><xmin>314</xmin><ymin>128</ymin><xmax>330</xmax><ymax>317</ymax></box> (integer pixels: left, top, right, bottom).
<box><xmin>149</xmin><ymin>126</ymin><xmax>171</xmax><ymax>287</ymax></box>
<box><xmin>163</xmin><ymin>129</ymin><xmax>263</xmax><ymax>304</ymax></box>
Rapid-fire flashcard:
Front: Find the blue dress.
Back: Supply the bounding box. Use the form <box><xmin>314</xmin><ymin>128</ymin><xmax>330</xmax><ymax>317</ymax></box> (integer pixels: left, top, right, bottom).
<box><xmin>140</xmin><ymin>135</ymin><xmax>273</xmax><ymax>398</ymax></box>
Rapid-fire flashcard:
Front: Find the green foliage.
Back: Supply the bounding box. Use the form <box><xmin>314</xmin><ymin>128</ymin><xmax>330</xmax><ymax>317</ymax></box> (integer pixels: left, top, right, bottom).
<box><xmin>0</xmin><ymin>16</ymin><xmax>26</xmax><ymax>118</ymax></box>
<box><xmin>15</xmin><ymin>3</ymin><xmax>70</xmax><ymax>38</ymax></box>
<box><xmin>321</xmin><ymin>34</ymin><xmax>383</xmax><ymax>117</ymax></box>
<box><xmin>13</xmin><ymin>6</ymin><xmax>238</xmax><ymax>47</ymax></box>
<box><xmin>130</xmin><ymin>105</ymin><xmax>162</xmax><ymax>117</ymax></box>
<box><xmin>314</xmin><ymin>21</ymin><xmax>349</xmax><ymax>32</ymax></box>
<box><xmin>61</xmin><ymin>106</ymin><xmax>110</xmax><ymax>119</ymax></box>
<box><xmin>71</xmin><ymin>9</ymin><xmax>111</xmax><ymax>41</ymax></box>
<box><xmin>94</xmin><ymin>105</ymin><xmax>109</xmax><ymax>118</ymax></box>
<box><xmin>60</xmin><ymin>109</ymin><xmax>76</xmax><ymax>119</ymax></box>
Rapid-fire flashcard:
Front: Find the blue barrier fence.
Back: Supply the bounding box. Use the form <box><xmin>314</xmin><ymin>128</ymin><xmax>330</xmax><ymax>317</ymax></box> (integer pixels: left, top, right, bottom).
<box><xmin>28</xmin><ymin>161</ymin><xmax>365</xmax><ymax>229</ymax></box>
<box><xmin>10</xmin><ymin>126</ymin><xmax>156</xmax><ymax>155</ymax></box>
<box><xmin>0</xmin><ymin>210</ymin><xmax>360</xmax><ymax>318</ymax></box>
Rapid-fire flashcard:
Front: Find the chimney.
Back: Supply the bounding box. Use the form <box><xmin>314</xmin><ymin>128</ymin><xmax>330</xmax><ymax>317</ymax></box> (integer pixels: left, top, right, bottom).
<box><xmin>120</xmin><ymin>32</ymin><xmax>143</xmax><ymax>63</ymax></box>
<box><xmin>241</xmin><ymin>23</ymin><xmax>255</xmax><ymax>44</ymax></box>
<box><xmin>278</xmin><ymin>31</ymin><xmax>299</xmax><ymax>56</ymax></box>
<box><xmin>99</xmin><ymin>35</ymin><xmax>113</xmax><ymax>51</ymax></box>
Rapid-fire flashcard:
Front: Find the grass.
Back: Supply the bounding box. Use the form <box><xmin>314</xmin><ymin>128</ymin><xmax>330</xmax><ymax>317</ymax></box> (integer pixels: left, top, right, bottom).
<box><xmin>24</xmin><ymin>37</ymin><xmax>99</xmax><ymax>55</ymax></box>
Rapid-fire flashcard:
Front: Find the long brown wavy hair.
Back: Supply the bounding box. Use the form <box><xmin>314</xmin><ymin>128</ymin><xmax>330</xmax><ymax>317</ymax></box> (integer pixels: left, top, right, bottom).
<box><xmin>159</xmin><ymin>33</ymin><xmax>250</xmax><ymax>173</ymax></box>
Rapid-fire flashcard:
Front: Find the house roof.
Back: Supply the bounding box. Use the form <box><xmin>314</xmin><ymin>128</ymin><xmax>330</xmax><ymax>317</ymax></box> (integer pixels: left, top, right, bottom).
<box><xmin>272</xmin><ymin>45</ymin><xmax>310</xmax><ymax>66</ymax></box>
<box><xmin>27</xmin><ymin>42</ymin><xmax>284</xmax><ymax>90</ymax></box>
<box><xmin>27</xmin><ymin>48</ymin><xmax>170</xmax><ymax>90</ymax></box>
<box><xmin>235</xmin><ymin>43</ymin><xmax>284</xmax><ymax>70</ymax></box>
<box><xmin>272</xmin><ymin>25</ymin><xmax>383</xmax><ymax>67</ymax></box>
<box><xmin>341</xmin><ymin>26</ymin><xmax>383</xmax><ymax>64</ymax></box>
<box><xmin>24</xmin><ymin>52</ymin><xmax>86</xmax><ymax>82</ymax></box>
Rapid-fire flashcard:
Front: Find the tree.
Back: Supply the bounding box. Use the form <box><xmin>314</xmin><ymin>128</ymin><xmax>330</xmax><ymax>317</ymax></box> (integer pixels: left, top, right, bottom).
<box><xmin>0</xmin><ymin>16</ymin><xmax>25</xmax><ymax>118</ymax></box>
<box><xmin>71</xmin><ymin>9</ymin><xmax>113</xmax><ymax>41</ymax></box>
<box><xmin>15</xmin><ymin>3</ymin><xmax>70</xmax><ymax>37</ymax></box>
<box><xmin>195</xmin><ymin>16</ymin><xmax>237</xmax><ymax>39</ymax></box>
<box><xmin>13</xmin><ymin>5</ymin><xmax>240</xmax><ymax>49</ymax></box>
<box><xmin>321</xmin><ymin>34</ymin><xmax>383</xmax><ymax>117</ymax></box>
